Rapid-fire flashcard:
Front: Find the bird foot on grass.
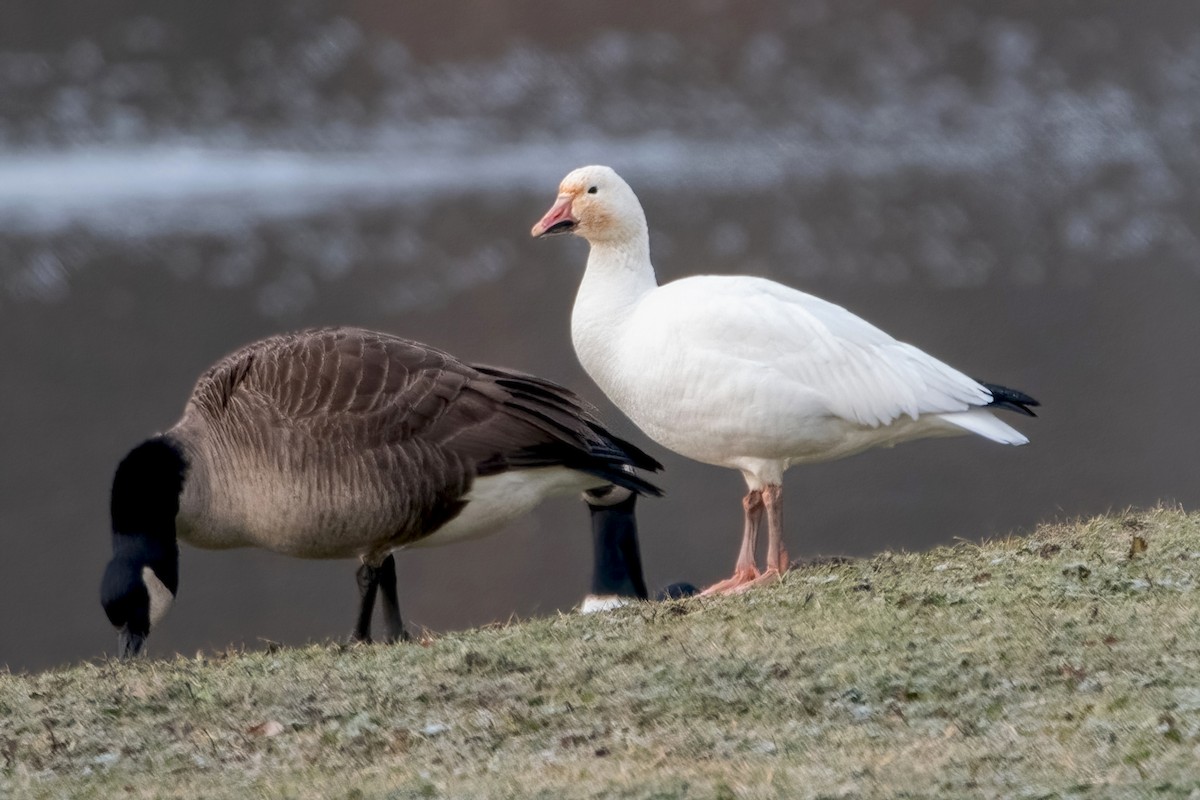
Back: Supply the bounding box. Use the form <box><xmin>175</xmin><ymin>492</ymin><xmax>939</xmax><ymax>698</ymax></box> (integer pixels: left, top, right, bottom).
<box><xmin>700</xmin><ymin>567</ymin><xmax>762</xmax><ymax>596</ymax></box>
<box><xmin>727</xmin><ymin>568</ymin><xmax>783</xmax><ymax>594</ymax></box>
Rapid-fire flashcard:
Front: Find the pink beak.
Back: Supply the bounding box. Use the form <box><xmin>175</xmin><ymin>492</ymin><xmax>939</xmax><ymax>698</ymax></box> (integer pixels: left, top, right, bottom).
<box><xmin>531</xmin><ymin>195</ymin><xmax>577</xmax><ymax>238</ymax></box>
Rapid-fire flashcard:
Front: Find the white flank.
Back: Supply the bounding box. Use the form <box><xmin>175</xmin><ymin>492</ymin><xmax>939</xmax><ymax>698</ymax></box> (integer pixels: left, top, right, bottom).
<box><xmin>411</xmin><ymin>468</ymin><xmax>605</xmax><ymax>548</ymax></box>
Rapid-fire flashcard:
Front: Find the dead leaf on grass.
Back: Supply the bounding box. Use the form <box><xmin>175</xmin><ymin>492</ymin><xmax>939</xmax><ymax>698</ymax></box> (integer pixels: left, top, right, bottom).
<box><xmin>1128</xmin><ymin>535</ymin><xmax>1148</xmax><ymax>559</ymax></box>
<box><xmin>247</xmin><ymin>720</ymin><xmax>285</xmax><ymax>737</ymax></box>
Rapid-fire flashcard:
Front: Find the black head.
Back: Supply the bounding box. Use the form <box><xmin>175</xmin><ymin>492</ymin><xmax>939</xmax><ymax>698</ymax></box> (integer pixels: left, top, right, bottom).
<box><xmin>101</xmin><ymin>437</ymin><xmax>187</xmax><ymax>658</ymax></box>
<box><xmin>101</xmin><ymin>554</ymin><xmax>175</xmax><ymax>657</ymax></box>
<box><xmin>655</xmin><ymin>582</ymin><xmax>699</xmax><ymax>601</ymax></box>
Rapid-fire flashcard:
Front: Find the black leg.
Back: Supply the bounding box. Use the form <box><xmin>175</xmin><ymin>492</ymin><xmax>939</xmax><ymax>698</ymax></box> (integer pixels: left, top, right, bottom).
<box><xmin>353</xmin><ymin>561</ymin><xmax>380</xmax><ymax>643</ymax></box>
<box><xmin>376</xmin><ymin>554</ymin><xmax>409</xmax><ymax>643</ymax></box>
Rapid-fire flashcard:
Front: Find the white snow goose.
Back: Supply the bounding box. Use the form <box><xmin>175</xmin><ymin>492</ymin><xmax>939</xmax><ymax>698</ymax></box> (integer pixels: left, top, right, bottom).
<box><xmin>532</xmin><ymin>166</ymin><xmax>1038</xmax><ymax>596</ymax></box>
<box><xmin>100</xmin><ymin>326</ymin><xmax>662</xmax><ymax>657</ymax></box>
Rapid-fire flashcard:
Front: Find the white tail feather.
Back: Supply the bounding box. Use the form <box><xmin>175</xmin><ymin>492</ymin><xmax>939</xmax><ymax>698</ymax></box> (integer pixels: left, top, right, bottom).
<box><xmin>937</xmin><ymin>409</ymin><xmax>1029</xmax><ymax>445</ymax></box>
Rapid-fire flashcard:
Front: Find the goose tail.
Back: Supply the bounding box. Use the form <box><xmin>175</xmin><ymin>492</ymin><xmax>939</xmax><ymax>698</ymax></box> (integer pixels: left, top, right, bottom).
<box><xmin>938</xmin><ymin>409</ymin><xmax>1029</xmax><ymax>446</ymax></box>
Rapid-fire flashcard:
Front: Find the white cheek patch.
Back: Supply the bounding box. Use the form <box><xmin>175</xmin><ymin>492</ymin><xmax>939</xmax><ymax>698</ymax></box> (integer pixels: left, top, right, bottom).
<box><xmin>580</xmin><ymin>594</ymin><xmax>631</xmax><ymax>614</ymax></box>
<box><xmin>141</xmin><ymin>566</ymin><xmax>175</xmax><ymax>628</ymax></box>
<box><xmin>582</xmin><ymin>485</ymin><xmax>633</xmax><ymax>507</ymax></box>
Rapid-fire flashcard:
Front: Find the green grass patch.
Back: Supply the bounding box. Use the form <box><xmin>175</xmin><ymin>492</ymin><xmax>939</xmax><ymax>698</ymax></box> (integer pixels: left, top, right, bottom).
<box><xmin>4</xmin><ymin>507</ymin><xmax>1200</xmax><ymax>798</ymax></box>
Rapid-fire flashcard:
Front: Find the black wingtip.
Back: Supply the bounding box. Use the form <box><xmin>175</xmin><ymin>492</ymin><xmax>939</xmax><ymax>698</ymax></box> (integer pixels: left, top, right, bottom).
<box><xmin>577</xmin><ymin>424</ymin><xmax>663</xmax><ymax>496</ymax></box>
<box><xmin>603</xmin><ymin>431</ymin><xmax>663</xmax><ymax>474</ymax></box>
<box><xmin>978</xmin><ymin>381</ymin><xmax>1040</xmax><ymax>418</ymax></box>
<box><xmin>595</xmin><ymin>464</ymin><xmax>664</xmax><ymax>498</ymax></box>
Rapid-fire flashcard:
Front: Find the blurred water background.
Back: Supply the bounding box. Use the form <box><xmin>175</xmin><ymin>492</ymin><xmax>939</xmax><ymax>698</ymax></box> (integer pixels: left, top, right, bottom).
<box><xmin>2</xmin><ymin>1</ymin><xmax>1198</xmax><ymax>671</ymax></box>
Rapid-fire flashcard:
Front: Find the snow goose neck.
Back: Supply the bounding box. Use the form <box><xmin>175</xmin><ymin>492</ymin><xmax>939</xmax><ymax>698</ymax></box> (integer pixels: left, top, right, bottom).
<box><xmin>533</xmin><ymin>166</ymin><xmax>1038</xmax><ymax>595</ymax></box>
<box><xmin>100</xmin><ymin>326</ymin><xmax>662</xmax><ymax>657</ymax></box>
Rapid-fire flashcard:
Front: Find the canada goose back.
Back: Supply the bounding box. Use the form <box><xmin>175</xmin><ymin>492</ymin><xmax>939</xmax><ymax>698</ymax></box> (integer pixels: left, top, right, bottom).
<box><xmin>167</xmin><ymin>327</ymin><xmax>661</xmax><ymax>561</ymax></box>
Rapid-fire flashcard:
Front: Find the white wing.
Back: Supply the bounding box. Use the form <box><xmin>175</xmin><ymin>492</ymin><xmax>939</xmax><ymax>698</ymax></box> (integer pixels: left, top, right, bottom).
<box><xmin>632</xmin><ymin>275</ymin><xmax>993</xmax><ymax>429</ymax></box>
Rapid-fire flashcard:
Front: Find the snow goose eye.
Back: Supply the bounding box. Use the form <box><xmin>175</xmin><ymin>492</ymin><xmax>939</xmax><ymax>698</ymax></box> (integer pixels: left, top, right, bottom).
<box><xmin>587</xmin><ymin>186</ymin><xmax>598</xmax><ymax>194</ymax></box>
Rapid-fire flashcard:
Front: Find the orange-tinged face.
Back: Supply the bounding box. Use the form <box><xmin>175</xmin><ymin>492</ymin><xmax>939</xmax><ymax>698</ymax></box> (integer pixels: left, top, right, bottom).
<box><xmin>531</xmin><ymin>166</ymin><xmax>637</xmax><ymax>244</ymax></box>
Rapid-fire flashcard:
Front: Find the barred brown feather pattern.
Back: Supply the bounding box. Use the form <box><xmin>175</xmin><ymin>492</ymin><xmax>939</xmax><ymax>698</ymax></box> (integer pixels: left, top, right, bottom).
<box><xmin>168</xmin><ymin>328</ymin><xmax>659</xmax><ymax>560</ymax></box>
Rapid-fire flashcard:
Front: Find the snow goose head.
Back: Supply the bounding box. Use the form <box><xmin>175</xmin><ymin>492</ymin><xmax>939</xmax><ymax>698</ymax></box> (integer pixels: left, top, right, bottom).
<box><xmin>531</xmin><ymin>165</ymin><xmax>646</xmax><ymax>244</ymax></box>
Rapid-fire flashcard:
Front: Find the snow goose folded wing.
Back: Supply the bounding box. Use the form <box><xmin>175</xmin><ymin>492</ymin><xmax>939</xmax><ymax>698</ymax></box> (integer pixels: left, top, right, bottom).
<box><xmin>100</xmin><ymin>326</ymin><xmax>661</xmax><ymax>657</ymax></box>
<box><xmin>533</xmin><ymin>165</ymin><xmax>1037</xmax><ymax>595</ymax></box>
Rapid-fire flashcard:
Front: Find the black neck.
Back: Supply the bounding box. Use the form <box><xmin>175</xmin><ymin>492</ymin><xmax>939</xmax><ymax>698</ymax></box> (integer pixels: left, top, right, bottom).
<box><xmin>108</xmin><ymin>436</ymin><xmax>187</xmax><ymax>591</ymax></box>
<box><xmin>588</xmin><ymin>493</ymin><xmax>648</xmax><ymax>599</ymax></box>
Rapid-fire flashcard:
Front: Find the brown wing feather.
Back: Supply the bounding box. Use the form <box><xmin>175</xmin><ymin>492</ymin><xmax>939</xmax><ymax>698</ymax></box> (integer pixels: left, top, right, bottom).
<box><xmin>183</xmin><ymin>327</ymin><xmax>660</xmax><ymax>547</ymax></box>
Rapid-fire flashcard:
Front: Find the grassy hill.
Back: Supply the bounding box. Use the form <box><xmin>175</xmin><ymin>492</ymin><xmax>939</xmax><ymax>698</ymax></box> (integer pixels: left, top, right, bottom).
<box><xmin>3</xmin><ymin>507</ymin><xmax>1199</xmax><ymax>799</ymax></box>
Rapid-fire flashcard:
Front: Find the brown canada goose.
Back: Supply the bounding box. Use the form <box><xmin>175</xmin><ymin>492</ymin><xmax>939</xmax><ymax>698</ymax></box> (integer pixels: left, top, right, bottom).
<box><xmin>101</xmin><ymin>326</ymin><xmax>661</xmax><ymax>657</ymax></box>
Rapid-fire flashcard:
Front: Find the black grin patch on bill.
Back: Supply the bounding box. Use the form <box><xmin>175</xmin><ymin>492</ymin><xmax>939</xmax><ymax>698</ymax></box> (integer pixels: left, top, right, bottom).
<box><xmin>543</xmin><ymin>219</ymin><xmax>576</xmax><ymax>235</ymax></box>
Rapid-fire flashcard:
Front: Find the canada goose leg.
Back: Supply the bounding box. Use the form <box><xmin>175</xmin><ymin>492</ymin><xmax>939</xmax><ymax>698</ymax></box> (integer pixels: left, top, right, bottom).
<box><xmin>353</xmin><ymin>560</ymin><xmax>381</xmax><ymax>644</ymax></box>
<box><xmin>701</xmin><ymin>489</ymin><xmax>763</xmax><ymax>595</ymax></box>
<box><xmin>375</xmin><ymin>554</ymin><xmax>410</xmax><ymax>643</ymax></box>
<box><xmin>732</xmin><ymin>483</ymin><xmax>787</xmax><ymax>593</ymax></box>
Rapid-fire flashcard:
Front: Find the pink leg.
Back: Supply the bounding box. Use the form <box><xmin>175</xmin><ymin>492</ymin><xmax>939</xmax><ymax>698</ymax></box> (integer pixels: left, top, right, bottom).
<box><xmin>763</xmin><ymin>484</ymin><xmax>789</xmax><ymax>574</ymax></box>
<box><xmin>729</xmin><ymin>483</ymin><xmax>789</xmax><ymax>594</ymax></box>
<box><xmin>701</xmin><ymin>489</ymin><xmax>763</xmax><ymax>596</ymax></box>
